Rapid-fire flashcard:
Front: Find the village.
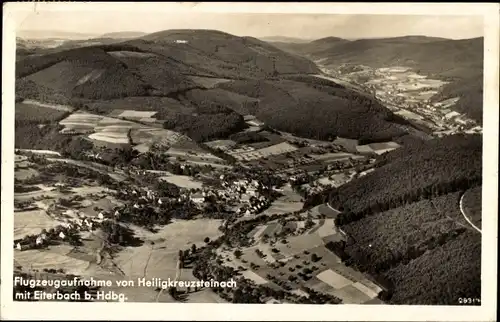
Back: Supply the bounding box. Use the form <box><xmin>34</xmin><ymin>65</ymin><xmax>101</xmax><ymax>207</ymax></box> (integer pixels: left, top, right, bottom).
<box><xmin>319</xmin><ymin>64</ymin><xmax>482</xmax><ymax>138</ymax></box>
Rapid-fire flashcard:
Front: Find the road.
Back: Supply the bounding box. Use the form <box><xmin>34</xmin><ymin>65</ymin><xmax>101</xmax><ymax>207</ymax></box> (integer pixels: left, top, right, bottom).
<box><xmin>459</xmin><ymin>193</ymin><xmax>482</xmax><ymax>234</ymax></box>
<box><xmin>47</xmin><ymin>158</ymin><xmax>127</xmax><ymax>182</ymax></box>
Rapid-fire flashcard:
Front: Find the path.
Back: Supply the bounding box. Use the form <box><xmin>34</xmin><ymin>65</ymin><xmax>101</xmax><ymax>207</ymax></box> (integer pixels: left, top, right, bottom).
<box><xmin>459</xmin><ymin>193</ymin><xmax>482</xmax><ymax>234</ymax></box>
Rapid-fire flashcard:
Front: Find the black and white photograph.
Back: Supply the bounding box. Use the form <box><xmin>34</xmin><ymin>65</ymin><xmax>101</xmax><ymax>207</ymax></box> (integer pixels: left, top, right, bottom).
<box><xmin>1</xmin><ymin>2</ymin><xmax>498</xmax><ymax>321</ymax></box>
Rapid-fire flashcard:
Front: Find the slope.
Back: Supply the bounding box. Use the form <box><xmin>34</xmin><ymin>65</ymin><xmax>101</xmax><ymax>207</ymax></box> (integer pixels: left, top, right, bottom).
<box><xmin>15</xmin><ymin>29</ymin><xmax>413</xmax><ymax>144</ymax></box>
<box><xmin>273</xmin><ymin>36</ymin><xmax>484</xmax><ymax>122</ymax></box>
<box><xmin>329</xmin><ymin>134</ymin><xmax>482</xmax><ymax>225</ymax></box>
<box><xmin>217</xmin><ymin>77</ymin><xmax>409</xmax><ymax>141</ymax></box>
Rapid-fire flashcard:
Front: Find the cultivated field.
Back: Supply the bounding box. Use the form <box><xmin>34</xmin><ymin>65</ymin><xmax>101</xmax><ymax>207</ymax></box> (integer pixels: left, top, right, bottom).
<box><xmin>232</xmin><ymin>142</ymin><xmax>298</xmax><ymax>161</ymax></box>
<box><xmin>261</xmin><ymin>185</ymin><xmax>303</xmax><ymax>216</ymax></box>
<box><xmin>223</xmin><ymin>219</ymin><xmax>382</xmax><ymax>304</ymax></box>
<box><xmin>187</xmin><ymin>76</ymin><xmax>232</xmax><ymax>88</ymax></box>
<box><xmin>159</xmin><ymin>175</ymin><xmax>204</xmax><ymax>190</ymax></box>
<box><xmin>59</xmin><ymin>111</ymin><xmax>191</xmax><ymax>150</ymax></box>
<box><xmin>356</xmin><ymin>141</ymin><xmax>400</xmax><ymax>155</ymax></box>
<box><xmin>14</xmin><ymin>209</ymin><xmax>61</xmax><ymax>240</ymax></box>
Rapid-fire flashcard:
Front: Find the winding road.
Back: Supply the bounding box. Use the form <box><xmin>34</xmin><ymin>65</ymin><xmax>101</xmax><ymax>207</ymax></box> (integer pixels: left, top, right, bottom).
<box><xmin>459</xmin><ymin>193</ymin><xmax>482</xmax><ymax>234</ymax></box>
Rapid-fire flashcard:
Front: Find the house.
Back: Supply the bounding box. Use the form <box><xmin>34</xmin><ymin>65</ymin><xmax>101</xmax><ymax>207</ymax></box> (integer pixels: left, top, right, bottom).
<box><xmin>158</xmin><ymin>198</ymin><xmax>163</xmax><ymax>205</ymax></box>
<box><xmin>36</xmin><ymin>236</ymin><xmax>43</xmax><ymax>245</ymax></box>
<box><xmin>98</xmin><ymin>212</ymin><xmax>105</xmax><ymax>220</ymax></box>
<box><xmin>175</xmin><ymin>40</ymin><xmax>189</xmax><ymax>44</ymax></box>
<box><xmin>190</xmin><ymin>193</ymin><xmax>205</xmax><ymax>204</ymax></box>
<box><xmin>16</xmin><ymin>243</ymin><xmax>22</xmax><ymax>251</ymax></box>
<box><xmin>59</xmin><ymin>232</ymin><xmax>66</xmax><ymax>239</ymax></box>
<box><xmin>247</xmin><ymin>187</ymin><xmax>258</xmax><ymax>196</ymax></box>
<box><xmin>241</xmin><ymin>194</ymin><xmax>251</xmax><ymax>203</ymax></box>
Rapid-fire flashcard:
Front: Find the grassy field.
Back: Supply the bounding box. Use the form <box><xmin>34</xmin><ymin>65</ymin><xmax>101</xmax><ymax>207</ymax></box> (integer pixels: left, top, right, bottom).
<box><xmin>186</xmin><ymin>76</ymin><xmax>232</xmax><ymax>89</ymax></box>
<box><xmin>262</xmin><ymin>185</ymin><xmax>303</xmax><ymax>216</ymax></box>
<box><xmin>16</xmin><ymin>102</ymin><xmax>71</xmax><ymax>123</ymax></box>
<box><xmin>159</xmin><ymin>175</ymin><xmax>204</xmax><ymax>189</ymax></box>
<box><xmin>14</xmin><ymin>209</ymin><xmax>61</xmax><ymax>240</ymax></box>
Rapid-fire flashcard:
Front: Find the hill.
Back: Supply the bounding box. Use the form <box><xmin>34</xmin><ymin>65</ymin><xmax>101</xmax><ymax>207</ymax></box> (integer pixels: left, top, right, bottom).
<box><xmin>217</xmin><ymin>77</ymin><xmax>409</xmax><ymax>141</ymax></box>
<box><xmin>99</xmin><ymin>31</ymin><xmax>148</xmax><ymax>39</ymax></box>
<box><xmin>272</xmin><ymin>36</ymin><xmax>484</xmax><ymax>122</ymax></box>
<box><xmin>15</xmin><ymin>29</ymin><xmax>418</xmax><ymax>144</ymax></box>
<box><xmin>17</xmin><ymin>30</ymin><xmax>98</xmax><ymax>40</ymax></box>
<box><xmin>14</xmin><ymin>29</ymin><xmax>319</xmax><ymax>144</ymax></box>
<box><xmin>259</xmin><ymin>36</ymin><xmax>313</xmax><ymax>43</ymax></box>
<box><xmin>327</xmin><ymin>134</ymin><xmax>482</xmax><ymax>224</ymax></box>
<box><xmin>16</xmin><ymin>29</ymin><xmax>321</xmax><ymax>100</ymax></box>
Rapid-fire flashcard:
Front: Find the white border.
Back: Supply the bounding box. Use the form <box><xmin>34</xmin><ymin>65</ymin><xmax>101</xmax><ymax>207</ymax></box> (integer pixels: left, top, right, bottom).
<box><xmin>2</xmin><ymin>2</ymin><xmax>498</xmax><ymax>321</ymax></box>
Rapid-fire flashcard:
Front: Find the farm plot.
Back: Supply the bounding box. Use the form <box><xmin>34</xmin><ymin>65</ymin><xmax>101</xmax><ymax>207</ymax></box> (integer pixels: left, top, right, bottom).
<box><xmin>310</xmin><ymin>152</ymin><xmax>355</xmax><ymax>162</ymax></box>
<box><xmin>275</xmin><ymin>234</ymin><xmax>324</xmax><ymax>257</ymax></box>
<box><xmin>159</xmin><ymin>175</ymin><xmax>204</xmax><ymax>189</ymax></box>
<box><xmin>21</xmin><ymin>99</ymin><xmax>74</xmax><ymax>112</ymax></box>
<box><xmin>234</xmin><ymin>142</ymin><xmax>298</xmax><ymax>161</ymax></box>
<box><xmin>108</xmin><ymin>51</ymin><xmax>157</xmax><ymax>58</ymax></box>
<box><xmin>14</xmin><ymin>248</ymin><xmax>91</xmax><ymax>276</ymax></box>
<box><xmin>15</xmin><ymin>168</ymin><xmax>39</xmax><ymax>181</ymax></box>
<box><xmin>356</xmin><ymin>141</ymin><xmax>400</xmax><ymax>155</ymax></box>
<box><xmin>118</xmin><ymin>110</ymin><xmax>158</xmax><ymax>120</ymax></box>
<box><xmin>316</xmin><ymin>269</ymin><xmax>354</xmax><ymax>289</ymax></box>
<box><xmin>333</xmin><ymin>137</ymin><xmax>359</xmax><ymax>153</ymax></box>
<box><xmin>14</xmin><ymin>209</ymin><xmax>61</xmax><ymax>240</ymax></box>
<box><xmin>262</xmin><ymin>185</ymin><xmax>303</xmax><ymax>216</ymax></box>
<box><xmin>330</xmin><ymin>284</ymin><xmax>372</xmax><ymax>304</ymax></box>
<box><xmin>395</xmin><ymin>109</ymin><xmax>424</xmax><ymax>121</ymax></box>
<box><xmin>368</xmin><ymin>142</ymin><xmax>401</xmax><ymax>155</ymax></box>
<box><xmin>113</xmin><ymin>219</ymin><xmax>222</xmax><ymax>285</ymax></box>
<box><xmin>241</xmin><ymin>270</ymin><xmax>269</xmax><ymax>285</ymax></box>
<box><xmin>187</xmin><ymin>76</ymin><xmax>232</xmax><ymax>88</ymax></box>
<box><xmin>204</xmin><ymin>139</ymin><xmax>237</xmax><ymax>151</ymax></box>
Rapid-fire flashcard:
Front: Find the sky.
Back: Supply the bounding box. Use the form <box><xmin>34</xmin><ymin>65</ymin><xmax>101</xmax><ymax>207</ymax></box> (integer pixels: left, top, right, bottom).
<box><xmin>15</xmin><ymin>5</ymin><xmax>484</xmax><ymax>40</ymax></box>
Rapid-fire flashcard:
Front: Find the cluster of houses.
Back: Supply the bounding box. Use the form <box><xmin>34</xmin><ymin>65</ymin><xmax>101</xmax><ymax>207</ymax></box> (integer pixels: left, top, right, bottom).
<box><xmin>14</xmin><ymin>209</ymin><xmax>112</xmax><ymax>252</ymax></box>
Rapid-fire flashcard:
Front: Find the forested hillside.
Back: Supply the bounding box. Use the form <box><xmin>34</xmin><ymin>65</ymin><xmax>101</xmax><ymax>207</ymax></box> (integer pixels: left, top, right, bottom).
<box><xmin>218</xmin><ymin>78</ymin><xmax>409</xmax><ymax>141</ymax></box>
<box><xmin>271</xmin><ymin>36</ymin><xmax>484</xmax><ymax>123</ymax></box>
<box><xmin>16</xmin><ymin>29</ymin><xmax>415</xmax><ymax>144</ymax></box>
<box><xmin>326</xmin><ymin>134</ymin><xmax>482</xmax><ymax>225</ymax></box>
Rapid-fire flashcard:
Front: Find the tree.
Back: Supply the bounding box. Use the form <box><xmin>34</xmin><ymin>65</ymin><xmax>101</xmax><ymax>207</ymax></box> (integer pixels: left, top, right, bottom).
<box><xmin>204</xmin><ymin>237</ymin><xmax>210</xmax><ymax>243</ymax></box>
<box><xmin>191</xmin><ymin>244</ymin><xmax>197</xmax><ymax>254</ymax></box>
<box><xmin>233</xmin><ymin>249</ymin><xmax>243</xmax><ymax>259</ymax></box>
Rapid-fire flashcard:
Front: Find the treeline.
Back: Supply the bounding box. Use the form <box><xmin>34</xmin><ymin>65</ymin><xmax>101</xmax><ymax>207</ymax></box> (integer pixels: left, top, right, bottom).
<box><xmin>384</xmin><ymin>231</ymin><xmax>481</xmax><ymax>305</ymax></box>
<box><xmin>341</xmin><ymin>192</ymin><xmax>466</xmax><ymax>274</ymax></box>
<box><xmin>163</xmin><ymin>112</ymin><xmax>246</xmax><ymax>142</ymax></box>
<box><xmin>328</xmin><ymin>134</ymin><xmax>482</xmax><ymax>226</ymax></box>
<box><xmin>15</xmin><ymin>121</ymin><xmax>72</xmax><ymax>151</ymax></box>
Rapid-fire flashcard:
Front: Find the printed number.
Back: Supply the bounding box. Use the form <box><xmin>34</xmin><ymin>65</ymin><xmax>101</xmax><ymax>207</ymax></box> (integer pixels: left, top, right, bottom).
<box><xmin>458</xmin><ymin>297</ymin><xmax>480</xmax><ymax>304</ymax></box>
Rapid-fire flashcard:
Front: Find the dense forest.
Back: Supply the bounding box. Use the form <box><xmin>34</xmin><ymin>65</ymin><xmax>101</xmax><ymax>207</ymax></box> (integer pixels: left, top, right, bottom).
<box><xmin>384</xmin><ymin>231</ymin><xmax>481</xmax><ymax>305</ymax></box>
<box><xmin>218</xmin><ymin>79</ymin><xmax>409</xmax><ymax>142</ymax></box>
<box><xmin>327</xmin><ymin>134</ymin><xmax>482</xmax><ymax>226</ymax></box>
<box><xmin>341</xmin><ymin>192</ymin><xmax>466</xmax><ymax>274</ymax></box>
